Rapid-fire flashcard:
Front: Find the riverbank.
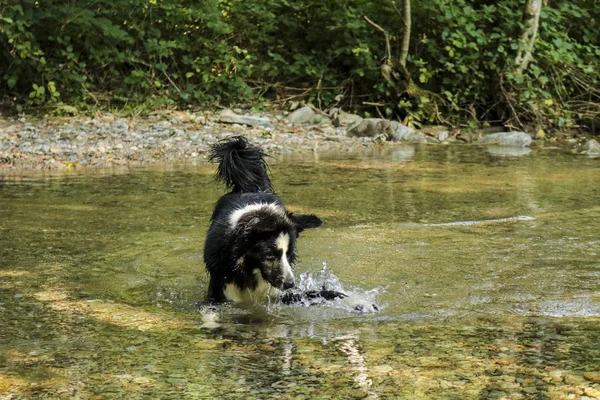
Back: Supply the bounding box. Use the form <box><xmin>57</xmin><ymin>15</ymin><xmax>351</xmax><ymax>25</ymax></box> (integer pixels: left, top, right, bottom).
<box><xmin>0</xmin><ymin>110</ymin><xmax>372</xmax><ymax>171</ymax></box>
<box><xmin>0</xmin><ymin>109</ymin><xmax>596</xmax><ymax>171</ymax></box>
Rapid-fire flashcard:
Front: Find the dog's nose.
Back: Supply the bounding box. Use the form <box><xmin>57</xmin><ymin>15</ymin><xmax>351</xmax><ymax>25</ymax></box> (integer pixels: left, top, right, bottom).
<box><xmin>283</xmin><ymin>278</ymin><xmax>295</xmax><ymax>290</ymax></box>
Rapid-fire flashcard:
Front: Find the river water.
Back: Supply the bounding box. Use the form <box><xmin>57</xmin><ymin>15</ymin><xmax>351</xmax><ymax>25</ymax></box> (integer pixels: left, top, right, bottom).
<box><xmin>1</xmin><ymin>145</ymin><xmax>599</xmax><ymax>399</ymax></box>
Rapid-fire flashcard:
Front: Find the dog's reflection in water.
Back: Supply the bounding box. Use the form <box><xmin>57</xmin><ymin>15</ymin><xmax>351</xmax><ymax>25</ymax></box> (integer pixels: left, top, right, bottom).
<box><xmin>196</xmin><ymin>308</ymin><xmax>377</xmax><ymax>398</ymax></box>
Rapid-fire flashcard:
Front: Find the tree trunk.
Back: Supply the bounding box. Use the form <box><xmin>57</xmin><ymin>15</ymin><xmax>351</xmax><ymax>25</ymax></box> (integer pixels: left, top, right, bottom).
<box><xmin>514</xmin><ymin>0</ymin><xmax>543</xmax><ymax>74</ymax></box>
<box><xmin>399</xmin><ymin>0</ymin><xmax>411</xmax><ymax>69</ymax></box>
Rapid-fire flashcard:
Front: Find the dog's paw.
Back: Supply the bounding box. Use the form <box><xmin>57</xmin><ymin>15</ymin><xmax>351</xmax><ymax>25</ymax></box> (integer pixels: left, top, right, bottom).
<box><xmin>339</xmin><ymin>295</ymin><xmax>380</xmax><ymax>312</ymax></box>
<box><xmin>195</xmin><ymin>301</ymin><xmax>222</xmax><ymax>329</ymax></box>
<box><xmin>353</xmin><ymin>302</ymin><xmax>379</xmax><ymax>312</ymax></box>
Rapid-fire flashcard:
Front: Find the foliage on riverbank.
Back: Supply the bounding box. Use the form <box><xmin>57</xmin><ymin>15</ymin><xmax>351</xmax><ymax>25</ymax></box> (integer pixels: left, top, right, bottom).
<box><xmin>1</xmin><ymin>0</ymin><xmax>599</xmax><ymax>131</ymax></box>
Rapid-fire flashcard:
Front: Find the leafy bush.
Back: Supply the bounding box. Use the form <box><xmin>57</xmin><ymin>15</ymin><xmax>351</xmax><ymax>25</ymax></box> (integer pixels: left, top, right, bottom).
<box><xmin>1</xmin><ymin>0</ymin><xmax>599</xmax><ymax>130</ymax></box>
<box><xmin>503</xmin><ymin>2</ymin><xmax>600</xmax><ymax>129</ymax></box>
<box><xmin>0</xmin><ymin>0</ymin><xmax>251</xmax><ymax>108</ymax></box>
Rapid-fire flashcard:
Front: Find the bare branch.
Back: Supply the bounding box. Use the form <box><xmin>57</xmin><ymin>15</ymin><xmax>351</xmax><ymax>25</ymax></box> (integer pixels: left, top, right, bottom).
<box><xmin>389</xmin><ymin>0</ymin><xmax>403</xmax><ymax>20</ymax></box>
<box><xmin>500</xmin><ymin>75</ymin><xmax>524</xmax><ymax>128</ymax></box>
<box><xmin>364</xmin><ymin>16</ymin><xmax>391</xmax><ymax>62</ymax></box>
<box><xmin>162</xmin><ymin>70</ymin><xmax>181</xmax><ymax>93</ymax></box>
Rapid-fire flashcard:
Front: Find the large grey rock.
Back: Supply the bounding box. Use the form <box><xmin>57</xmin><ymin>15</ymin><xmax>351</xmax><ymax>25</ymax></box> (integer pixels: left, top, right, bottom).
<box><xmin>287</xmin><ymin>106</ymin><xmax>328</xmax><ymax>125</ymax></box>
<box><xmin>390</xmin><ymin>121</ymin><xmax>427</xmax><ymax>143</ymax></box>
<box><xmin>218</xmin><ymin>109</ymin><xmax>272</xmax><ymax>128</ymax></box>
<box><xmin>287</xmin><ymin>106</ymin><xmax>316</xmax><ymax>124</ymax></box>
<box><xmin>347</xmin><ymin>118</ymin><xmax>391</xmax><ymax>138</ymax></box>
<box><xmin>476</xmin><ymin>131</ymin><xmax>532</xmax><ymax>147</ymax></box>
<box><xmin>582</xmin><ymin>139</ymin><xmax>600</xmax><ymax>154</ymax></box>
<box><xmin>335</xmin><ymin>110</ymin><xmax>362</xmax><ymax>127</ymax></box>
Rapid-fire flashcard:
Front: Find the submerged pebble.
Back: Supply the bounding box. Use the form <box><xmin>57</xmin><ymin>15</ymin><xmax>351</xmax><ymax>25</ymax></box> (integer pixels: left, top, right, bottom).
<box><xmin>584</xmin><ymin>372</ymin><xmax>600</xmax><ymax>384</ymax></box>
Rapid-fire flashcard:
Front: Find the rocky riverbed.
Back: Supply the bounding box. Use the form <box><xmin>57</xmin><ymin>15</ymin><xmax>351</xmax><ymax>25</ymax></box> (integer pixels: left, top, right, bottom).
<box><xmin>0</xmin><ymin>108</ymin><xmax>597</xmax><ymax>170</ymax></box>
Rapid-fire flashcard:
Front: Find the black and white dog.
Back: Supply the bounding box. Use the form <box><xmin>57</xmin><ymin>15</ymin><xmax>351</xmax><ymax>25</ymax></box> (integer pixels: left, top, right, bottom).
<box><xmin>203</xmin><ymin>136</ymin><xmax>377</xmax><ymax>310</ymax></box>
<box><xmin>204</xmin><ymin>136</ymin><xmax>322</xmax><ymax>302</ymax></box>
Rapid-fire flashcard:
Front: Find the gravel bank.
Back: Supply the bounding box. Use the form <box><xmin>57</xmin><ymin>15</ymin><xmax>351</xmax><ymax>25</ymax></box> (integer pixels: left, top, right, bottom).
<box><xmin>2</xmin><ymin>109</ymin><xmax>596</xmax><ymax>172</ymax></box>
<box><xmin>0</xmin><ymin>110</ymin><xmax>372</xmax><ymax>171</ymax></box>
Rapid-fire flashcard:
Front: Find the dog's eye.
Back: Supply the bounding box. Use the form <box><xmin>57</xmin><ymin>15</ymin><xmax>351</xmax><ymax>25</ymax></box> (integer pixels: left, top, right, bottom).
<box><xmin>265</xmin><ymin>255</ymin><xmax>278</xmax><ymax>262</ymax></box>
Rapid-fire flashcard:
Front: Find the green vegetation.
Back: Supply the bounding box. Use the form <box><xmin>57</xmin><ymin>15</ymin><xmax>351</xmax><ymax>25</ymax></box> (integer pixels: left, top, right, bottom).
<box><xmin>1</xmin><ymin>0</ymin><xmax>599</xmax><ymax>131</ymax></box>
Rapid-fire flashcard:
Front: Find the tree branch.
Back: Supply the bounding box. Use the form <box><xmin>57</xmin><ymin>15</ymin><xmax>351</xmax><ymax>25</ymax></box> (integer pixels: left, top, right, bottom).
<box><xmin>364</xmin><ymin>16</ymin><xmax>391</xmax><ymax>62</ymax></box>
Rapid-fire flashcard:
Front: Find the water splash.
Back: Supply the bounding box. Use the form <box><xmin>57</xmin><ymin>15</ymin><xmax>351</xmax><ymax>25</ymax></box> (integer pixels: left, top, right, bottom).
<box><xmin>296</xmin><ymin>262</ymin><xmax>343</xmax><ymax>292</ymax></box>
<box><xmin>282</xmin><ymin>262</ymin><xmax>383</xmax><ymax>312</ymax></box>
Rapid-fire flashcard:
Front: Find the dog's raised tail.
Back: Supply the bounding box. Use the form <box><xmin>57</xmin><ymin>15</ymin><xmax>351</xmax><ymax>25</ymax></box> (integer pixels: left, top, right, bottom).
<box><xmin>209</xmin><ymin>136</ymin><xmax>272</xmax><ymax>193</ymax></box>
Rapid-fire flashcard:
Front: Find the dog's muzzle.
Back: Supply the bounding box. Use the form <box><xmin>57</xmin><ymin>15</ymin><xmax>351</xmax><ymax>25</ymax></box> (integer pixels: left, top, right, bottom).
<box><xmin>283</xmin><ymin>274</ymin><xmax>295</xmax><ymax>290</ymax></box>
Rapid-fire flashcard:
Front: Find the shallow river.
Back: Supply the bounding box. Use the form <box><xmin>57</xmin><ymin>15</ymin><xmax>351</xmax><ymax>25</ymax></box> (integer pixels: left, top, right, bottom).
<box><xmin>1</xmin><ymin>145</ymin><xmax>599</xmax><ymax>399</ymax></box>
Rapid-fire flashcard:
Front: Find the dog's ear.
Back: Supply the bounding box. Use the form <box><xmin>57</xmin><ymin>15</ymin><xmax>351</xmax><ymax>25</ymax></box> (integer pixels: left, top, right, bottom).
<box><xmin>288</xmin><ymin>213</ymin><xmax>323</xmax><ymax>233</ymax></box>
<box><xmin>239</xmin><ymin>213</ymin><xmax>283</xmax><ymax>235</ymax></box>
<box><xmin>234</xmin><ymin>212</ymin><xmax>284</xmax><ymax>248</ymax></box>
<box><xmin>232</xmin><ymin>213</ymin><xmax>287</xmax><ymax>258</ymax></box>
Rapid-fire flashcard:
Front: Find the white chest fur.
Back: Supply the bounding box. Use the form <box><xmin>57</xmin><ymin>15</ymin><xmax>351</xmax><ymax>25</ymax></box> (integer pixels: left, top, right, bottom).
<box><xmin>223</xmin><ymin>269</ymin><xmax>281</xmax><ymax>303</ymax></box>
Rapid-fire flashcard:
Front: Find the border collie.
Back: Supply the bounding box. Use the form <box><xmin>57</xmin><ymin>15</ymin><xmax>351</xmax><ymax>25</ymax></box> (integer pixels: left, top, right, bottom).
<box><xmin>203</xmin><ymin>136</ymin><xmax>377</xmax><ymax>311</ymax></box>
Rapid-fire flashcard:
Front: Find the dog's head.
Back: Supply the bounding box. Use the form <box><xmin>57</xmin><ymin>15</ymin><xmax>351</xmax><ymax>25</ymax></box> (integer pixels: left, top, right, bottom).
<box><xmin>230</xmin><ymin>204</ymin><xmax>322</xmax><ymax>291</ymax></box>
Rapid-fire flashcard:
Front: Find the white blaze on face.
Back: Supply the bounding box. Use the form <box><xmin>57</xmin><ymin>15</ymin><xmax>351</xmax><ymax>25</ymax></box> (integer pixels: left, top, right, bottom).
<box><xmin>276</xmin><ymin>232</ymin><xmax>294</xmax><ymax>286</ymax></box>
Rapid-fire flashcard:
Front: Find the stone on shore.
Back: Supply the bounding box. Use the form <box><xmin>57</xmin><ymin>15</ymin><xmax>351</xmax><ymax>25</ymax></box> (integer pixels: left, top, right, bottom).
<box><xmin>218</xmin><ymin>108</ymin><xmax>272</xmax><ymax>128</ymax></box>
<box><xmin>582</xmin><ymin>139</ymin><xmax>600</xmax><ymax>155</ymax></box>
<box><xmin>476</xmin><ymin>131</ymin><xmax>532</xmax><ymax>147</ymax></box>
<box><xmin>390</xmin><ymin>121</ymin><xmax>427</xmax><ymax>143</ymax></box>
<box><xmin>347</xmin><ymin>118</ymin><xmax>391</xmax><ymax>138</ymax></box>
<box><xmin>286</xmin><ymin>106</ymin><xmax>328</xmax><ymax>125</ymax></box>
<box><xmin>421</xmin><ymin>126</ymin><xmax>450</xmax><ymax>142</ymax></box>
<box><xmin>346</xmin><ymin>119</ymin><xmax>429</xmax><ymax>143</ymax></box>
<box><xmin>334</xmin><ymin>110</ymin><xmax>362</xmax><ymax>127</ymax></box>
